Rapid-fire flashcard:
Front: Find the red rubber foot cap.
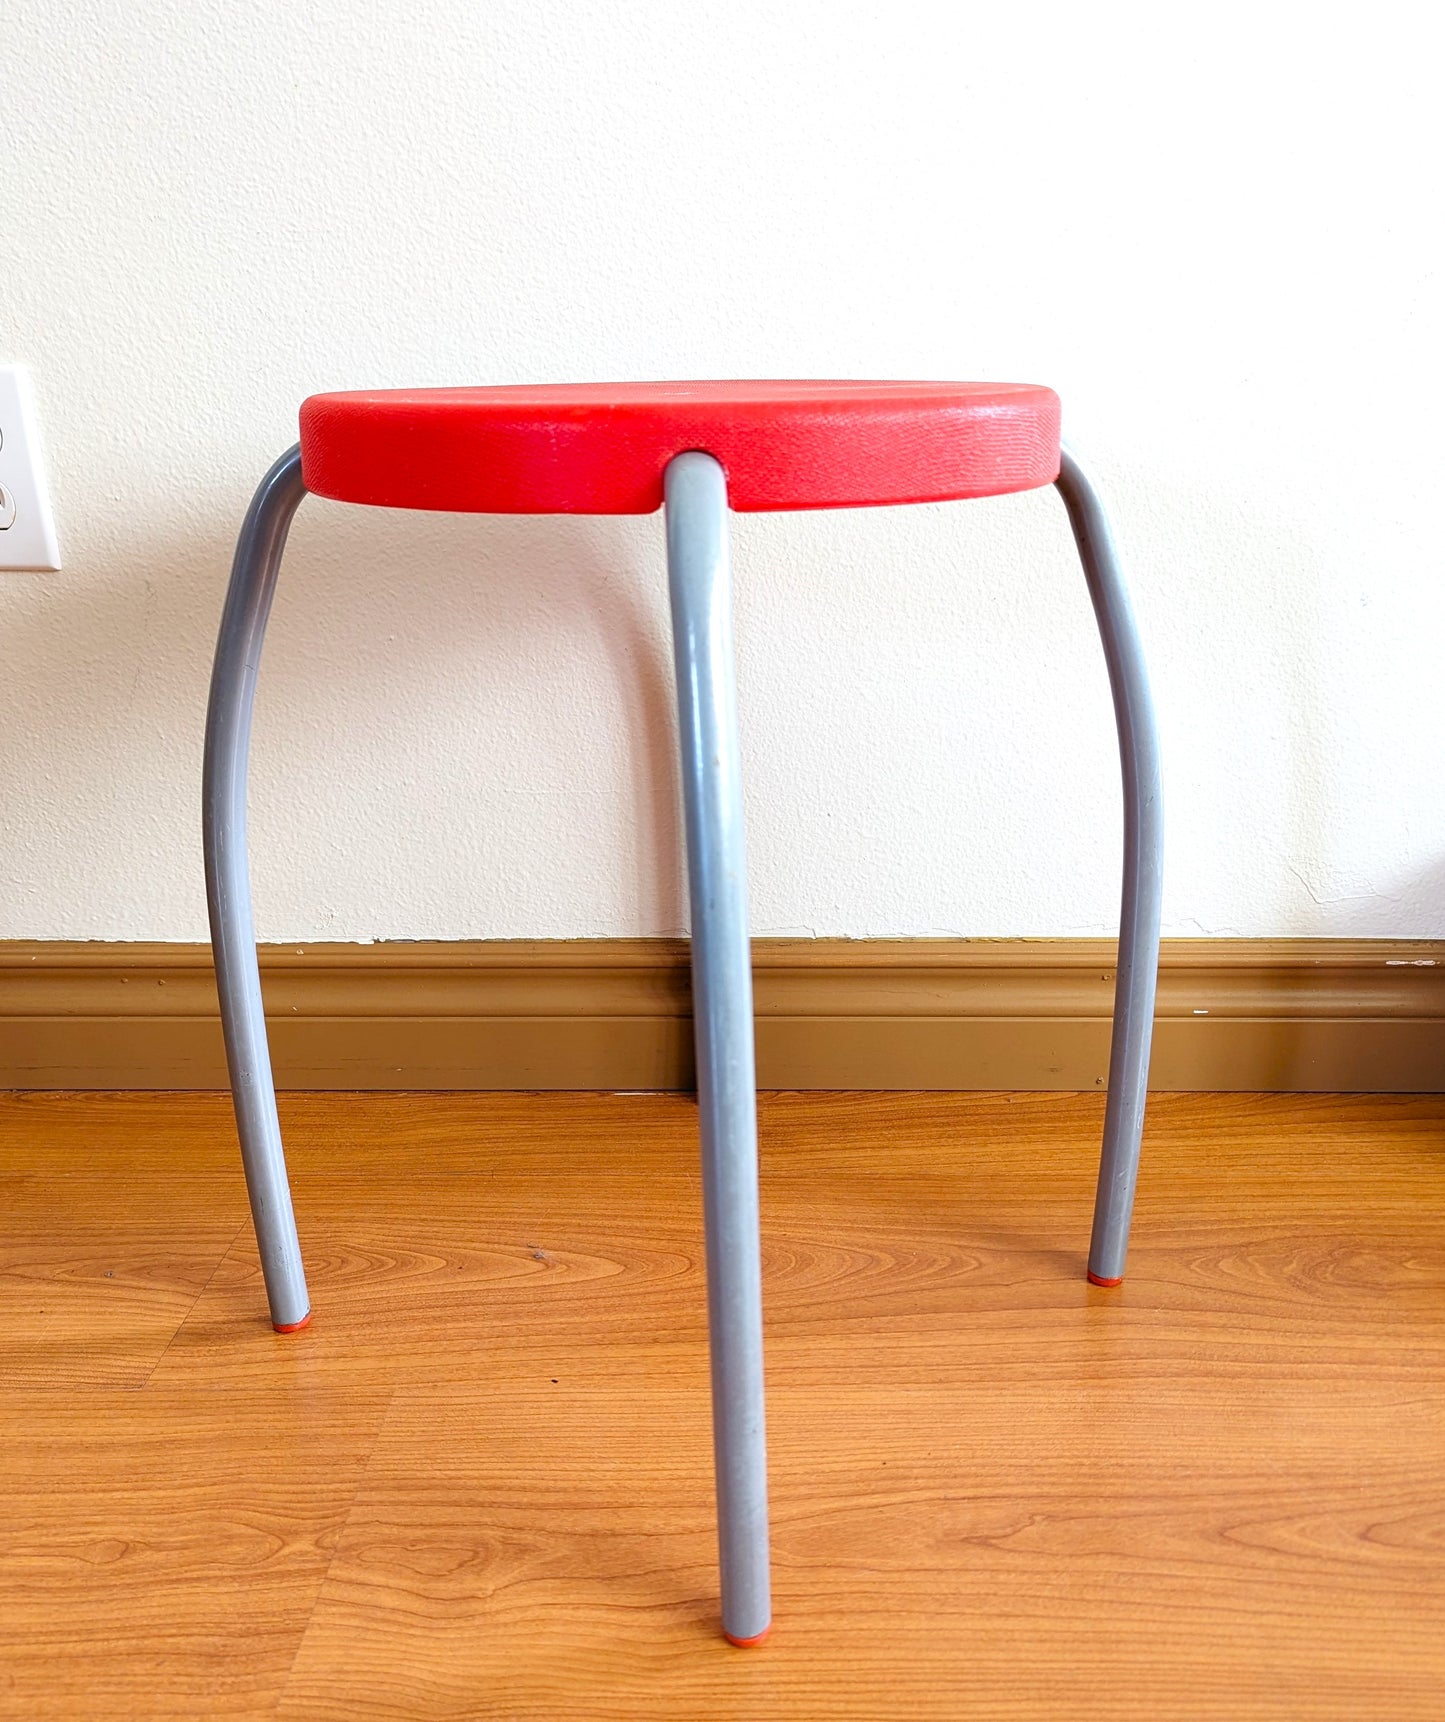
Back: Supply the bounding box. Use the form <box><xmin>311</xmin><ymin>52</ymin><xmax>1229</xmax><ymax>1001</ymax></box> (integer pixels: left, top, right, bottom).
<box><xmin>724</xmin><ymin>1626</ymin><xmax>772</xmax><ymax>1648</ymax></box>
<box><xmin>1087</xmin><ymin>1272</ymin><xmax>1123</xmax><ymax>1288</ymax></box>
<box><xmin>273</xmin><ymin>1313</ymin><xmax>312</xmax><ymax>1332</ymax></box>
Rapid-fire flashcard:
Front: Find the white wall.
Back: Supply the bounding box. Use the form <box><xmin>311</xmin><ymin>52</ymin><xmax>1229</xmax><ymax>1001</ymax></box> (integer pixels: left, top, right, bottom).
<box><xmin>3</xmin><ymin>0</ymin><xmax>1442</xmax><ymax>942</ymax></box>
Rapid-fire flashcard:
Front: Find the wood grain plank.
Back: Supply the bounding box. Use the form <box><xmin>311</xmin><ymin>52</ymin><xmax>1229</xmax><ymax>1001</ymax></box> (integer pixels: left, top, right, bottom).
<box><xmin>278</xmin><ymin>1379</ymin><xmax>1445</xmax><ymax>1721</ymax></box>
<box><xmin>2</xmin><ymin>1092</ymin><xmax>1444</xmax><ymax>1718</ymax></box>
<box><xmin>0</xmin><ymin>1090</ymin><xmax>239</xmax><ymax>1174</ymax></box>
<box><xmin>7</xmin><ymin>1087</ymin><xmax>1445</xmax><ymax>1175</ymax></box>
<box><xmin>150</xmin><ymin>1094</ymin><xmax>1445</xmax><ymax>1390</ymax></box>
<box><xmin>0</xmin><ymin>1390</ymin><xmax>390</xmax><ymax>1719</ymax></box>
<box><xmin>0</xmin><ymin>1177</ymin><xmax>246</xmax><ymax>1387</ymax></box>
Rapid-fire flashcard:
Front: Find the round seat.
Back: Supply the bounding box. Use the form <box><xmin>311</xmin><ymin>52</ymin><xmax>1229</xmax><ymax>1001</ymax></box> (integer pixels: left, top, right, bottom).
<box><xmin>298</xmin><ymin>379</ymin><xmax>1061</xmax><ymax>515</ymax></box>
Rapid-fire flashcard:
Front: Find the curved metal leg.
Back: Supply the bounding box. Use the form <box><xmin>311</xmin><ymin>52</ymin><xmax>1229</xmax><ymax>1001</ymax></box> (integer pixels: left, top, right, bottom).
<box><xmin>664</xmin><ymin>451</ymin><xmax>772</xmax><ymax>1647</ymax></box>
<box><xmin>202</xmin><ymin>445</ymin><xmax>311</xmax><ymax>1331</ymax></box>
<box><xmin>1055</xmin><ymin>446</ymin><xmax>1164</xmax><ymax>1286</ymax></box>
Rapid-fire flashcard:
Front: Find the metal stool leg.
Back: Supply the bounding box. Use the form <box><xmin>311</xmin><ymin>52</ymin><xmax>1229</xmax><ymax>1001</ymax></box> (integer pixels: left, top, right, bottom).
<box><xmin>202</xmin><ymin>445</ymin><xmax>311</xmax><ymax>1332</ymax></box>
<box><xmin>664</xmin><ymin>451</ymin><xmax>772</xmax><ymax>1647</ymax></box>
<box><xmin>1055</xmin><ymin>446</ymin><xmax>1164</xmax><ymax>1287</ymax></box>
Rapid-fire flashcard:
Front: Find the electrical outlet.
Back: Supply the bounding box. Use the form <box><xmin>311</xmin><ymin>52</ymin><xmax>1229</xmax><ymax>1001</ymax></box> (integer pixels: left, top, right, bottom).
<box><xmin>0</xmin><ymin>366</ymin><xmax>62</xmax><ymax>572</ymax></box>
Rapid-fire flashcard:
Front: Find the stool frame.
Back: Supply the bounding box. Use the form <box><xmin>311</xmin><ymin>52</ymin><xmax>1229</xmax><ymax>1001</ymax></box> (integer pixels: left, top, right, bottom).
<box><xmin>202</xmin><ymin>435</ymin><xmax>1161</xmax><ymax>1647</ymax></box>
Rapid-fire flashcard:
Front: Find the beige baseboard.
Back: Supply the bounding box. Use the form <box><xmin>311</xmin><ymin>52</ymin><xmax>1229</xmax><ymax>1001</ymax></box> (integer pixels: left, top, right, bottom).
<box><xmin>2</xmin><ymin>938</ymin><xmax>1442</xmax><ymax>1091</ymax></box>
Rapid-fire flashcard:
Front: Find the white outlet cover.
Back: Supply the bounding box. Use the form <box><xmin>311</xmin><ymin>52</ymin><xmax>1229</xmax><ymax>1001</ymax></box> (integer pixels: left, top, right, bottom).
<box><xmin>0</xmin><ymin>365</ymin><xmax>62</xmax><ymax>572</ymax></box>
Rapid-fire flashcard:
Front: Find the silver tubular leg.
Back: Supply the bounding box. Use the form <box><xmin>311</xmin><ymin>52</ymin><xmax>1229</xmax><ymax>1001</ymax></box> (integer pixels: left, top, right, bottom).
<box><xmin>202</xmin><ymin>445</ymin><xmax>311</xmax><ymax>1331</ymax></box>
<box><xmin>1055</xmin><ymin>446</ymin><xmax>1164</xmax><ymax>1286</ymax></box>
<box><xmin>664</xmin><ymin>452</ymin><xmax>772</xmax><ymax>1646</ymax></box>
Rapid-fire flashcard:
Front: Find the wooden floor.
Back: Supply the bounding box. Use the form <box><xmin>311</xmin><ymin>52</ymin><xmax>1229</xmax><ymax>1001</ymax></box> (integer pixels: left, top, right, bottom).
<box><xmin>1</xmin><ymin>1092</ymin><xmax>1443</xmax><ymax>1720</ymax></box>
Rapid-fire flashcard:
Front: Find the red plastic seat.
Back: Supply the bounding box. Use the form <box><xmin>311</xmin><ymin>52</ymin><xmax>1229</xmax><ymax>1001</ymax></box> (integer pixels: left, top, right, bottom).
<box><xmin>299</xmin><ymin>379</ymin><xmax>1060</xmax><ymax>515</ymax></box>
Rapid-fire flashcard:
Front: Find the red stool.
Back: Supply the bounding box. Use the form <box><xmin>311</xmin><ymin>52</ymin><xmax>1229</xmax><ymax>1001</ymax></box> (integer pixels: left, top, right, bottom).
<box><xmin>203</xmin><ymin>381</ymin><xmax>1162</xmax><ymax>1645</ymax></box>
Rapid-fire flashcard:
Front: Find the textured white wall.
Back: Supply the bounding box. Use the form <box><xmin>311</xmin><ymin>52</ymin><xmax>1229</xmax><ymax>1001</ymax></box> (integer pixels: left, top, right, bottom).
<box><xmin>3</xmin><ymin>0</ymin><xmax>1442</xmax><ymax>942</ymax></box>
